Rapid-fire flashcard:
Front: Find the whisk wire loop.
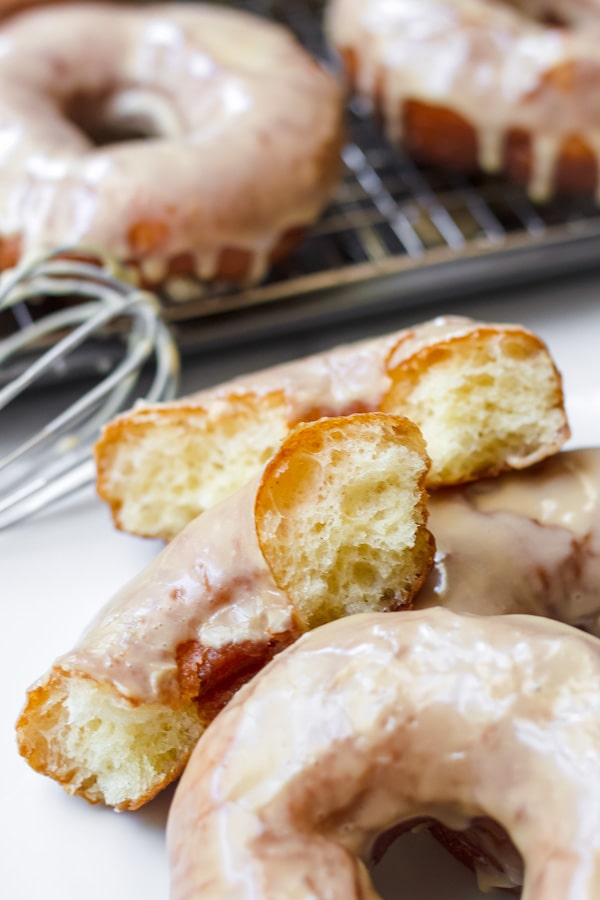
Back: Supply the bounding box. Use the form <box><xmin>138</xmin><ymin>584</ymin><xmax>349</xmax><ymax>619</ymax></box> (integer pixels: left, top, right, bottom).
<box><xmin>0</xmin><ymin>248</ymin><xmax>180</xmax><ymax>529</ymax></box>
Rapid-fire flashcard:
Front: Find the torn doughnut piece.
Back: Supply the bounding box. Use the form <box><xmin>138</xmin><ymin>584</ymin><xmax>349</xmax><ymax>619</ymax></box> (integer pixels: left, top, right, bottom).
<box><xmin>167</xmin><ymin>608</ymin><xmax>600</xmax><ymax>899</ymax></box>
<box><xmin>95</xmin><ymin>315</ymin><xmax>569</xmax><ymax>539</ymax></box>
<box><xmin>16</xmin><ymin>413</ymin><xmax>433</xmax><ymax>809</ymax></box>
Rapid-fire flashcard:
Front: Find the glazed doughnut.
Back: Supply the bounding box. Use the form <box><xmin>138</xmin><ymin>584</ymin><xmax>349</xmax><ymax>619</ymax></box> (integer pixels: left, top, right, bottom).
<box><xmin>95</xmin><ymin>314</ymin><xmax>568</xmax><ymax>540</ymax></box>
<box><xmin>167</xmin><ymin>608</ymin><xmax>600</xmax><ymax>899</ymax></box>
<box><xmin>327</xmin><ymin>0</ymin><xmax>600</xmax><ymax>200</ymax></box>
<box><xmin>16</xmin><ymin>413</ymin><xmax>433</xmax><ymax>809</ymax></box>
<box><xmin>417</xmin><ymin>447</ymin><xmax>600</xmax><ymax>633</ymax></box>
<box><xmin>0</xmin><ymin>3</ymin><xmax>343</xmax><ymax>286</ymax></box>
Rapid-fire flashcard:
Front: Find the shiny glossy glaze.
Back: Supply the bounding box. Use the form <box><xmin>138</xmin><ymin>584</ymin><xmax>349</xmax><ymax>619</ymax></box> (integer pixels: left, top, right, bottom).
<box><xmin>167</xmin><ymin>608</ymin><xmax>600</xmax><ymax>899</ymax></box>
<box><xmin>0</xmin><ymin>3</ymin><xmax>342</xmax><ymax>279</ymax></box>
<box><xmin>59</xmin><ymin>476</ymin><xmax>295</xmax><ymax>704</ymax></box>
<box><xmin>327</xmin><ymin>0</ymin><xmax>600</xmax><ymax>199</ymax></box>
<box><xmin>418</xmin><ymin>448</ymin><xmax>600</xmax><ymax>632</ymax></box>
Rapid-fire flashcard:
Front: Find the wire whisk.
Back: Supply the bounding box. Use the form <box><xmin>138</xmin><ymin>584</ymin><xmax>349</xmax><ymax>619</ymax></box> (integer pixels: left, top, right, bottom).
<box><xmin>0</xmin><ymin>248</ymin><xmax>180</xmax><ymax>529</ymax></box>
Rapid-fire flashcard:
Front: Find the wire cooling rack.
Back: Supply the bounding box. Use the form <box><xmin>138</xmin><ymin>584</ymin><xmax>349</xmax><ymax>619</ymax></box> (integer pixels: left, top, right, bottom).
<box><xmin>3</xmin><ymin>0</ymin><xmax>600</xmax><ymax>359</ymax></box>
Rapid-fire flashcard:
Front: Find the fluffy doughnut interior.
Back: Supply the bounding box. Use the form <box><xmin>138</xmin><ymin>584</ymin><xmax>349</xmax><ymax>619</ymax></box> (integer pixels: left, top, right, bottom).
<box><xmin>95</xmin><ymin>391</ymin><xmax>289</xmax><ymax>541</ymax></box>
<box><xmin>17</xmin><ymin>673</ymin><xmax>203</xmax><ymax>810</ymax></box>
<box><xmin>256</xmin><ymin>414</ymin><xmax>433</xmax><ymax>629</ymax></box>
<box><xmin>384</xmin><ymin>329</ymin><xmax>567</xmax><ymax>486</ymax></box>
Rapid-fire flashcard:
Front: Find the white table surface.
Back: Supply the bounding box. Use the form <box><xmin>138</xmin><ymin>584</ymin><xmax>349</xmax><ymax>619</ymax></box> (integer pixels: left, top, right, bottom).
<box><xmin>2</xmin><ymin>273</ymin><xmax>600</xmax><ymax>900</ymax></box>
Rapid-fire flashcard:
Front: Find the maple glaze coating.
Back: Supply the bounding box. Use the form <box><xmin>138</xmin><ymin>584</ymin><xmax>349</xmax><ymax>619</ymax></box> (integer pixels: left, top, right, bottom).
<box><xmin>327</xmin><ymin>0</ymin><xmax>600</xmax><ymax>199</ymax></box>
<box><xmin>167</xmin><ymin>608</ymin><xmax>600</xmax><ymax>899</ymax></box>
<box><xmin>0</xmin><ymin>3</ymin><xmax>343</xmax><ymax>284</ymax></box>
<box><xmin>58</xmin><ymin>476</ymin><xmax>296</xmax><ymax>706</ymax></box>
<box><xmin>418</xmin><ymin>448</ymin><xmax>600</xmax><ymax>632</ymax></box>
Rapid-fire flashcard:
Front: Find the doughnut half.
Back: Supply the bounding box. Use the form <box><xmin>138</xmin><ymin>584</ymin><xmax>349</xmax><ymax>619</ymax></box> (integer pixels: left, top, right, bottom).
<box><xmin>0</xmin><ymin>3</ymin><xmax>343</xmax><ymax>286</ymax></box>
<box><xmin>167</xmin><ymin>608</ymin><xmax>600</xmax><ymax>899</ymax></box>
<box><xmin>16</xmin><ymin>413</ymin><xmax>434</xmax><ymax>809</ymax></box>
<box><xmin>95</xmin><ymin>315</ymin><xmax>569</xmax><ymax>539</ymax></box>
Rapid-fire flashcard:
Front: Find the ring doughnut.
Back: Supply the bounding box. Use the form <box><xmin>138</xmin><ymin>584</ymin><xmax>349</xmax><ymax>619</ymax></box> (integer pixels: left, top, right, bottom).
<box><xmin>95</xmin><ymin>314</ymin><xmax>568</xmax><ymax>540</ymax></box>
<box><xmin>326</xmin><ymin>0</ymin><xmax>600</xmax><ymax>200</ymax></box>
<box><xmin>17</xmin><ymin>413</ymin><xmax>433</xmax><ymax>809</ymax></box>
<box><xmin>167</xmin><ymin>608</ymin><xmax>600</xmax><ymax>898</ymax></box>
<box><xmin>0</xmin><ymin>3</ymin><xmax>343</xmax><ymax>286</ymax></box>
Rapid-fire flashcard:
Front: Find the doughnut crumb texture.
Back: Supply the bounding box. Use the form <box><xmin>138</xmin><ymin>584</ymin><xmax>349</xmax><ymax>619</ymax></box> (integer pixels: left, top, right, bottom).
<box><xmin>95</xmin><ymin>391</ymin><xmax>290</xmax><ymax>540</ymax></box>
<box><xmin>383</xmin><ymin>321</ymin><xmax>569</xmax><ymax>486</ymax></box>
<box><xmin>17</xmin><ymin>413</ymin><xmax>434</xmax><ymax>809</ymax></box>
<box><xmin>95</xmin><ymin>315</ymin><xmax>569</xmax><ymax>539</ymax></box>
<box><xmin>256</xmin><ymin>414</ymin><xmax>433</xmax><ymax>628</ymax></box>
<box><xmin>16</xmin><ymin>673</ymin><xmax>204</xmax><ymax>810</ymax></box>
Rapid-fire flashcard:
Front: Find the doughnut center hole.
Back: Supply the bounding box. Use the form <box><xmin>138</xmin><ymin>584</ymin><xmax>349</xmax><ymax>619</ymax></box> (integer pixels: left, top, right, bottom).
<box><xmin>64</xmin><ymin>87</ymin><xmax>181</xmax><ymax>146</ymax></box>
<box><xmin>370</xmin><ymin>818</ymin><xmax>521</xmax><ymax>898</ymax></box>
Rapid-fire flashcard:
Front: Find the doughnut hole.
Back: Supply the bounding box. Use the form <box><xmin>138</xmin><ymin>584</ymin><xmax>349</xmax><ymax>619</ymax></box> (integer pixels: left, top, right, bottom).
<box><xmin>63</xmin><ymin>88</ymin><xmax>182</xmax><ymax>147</ymax></box>
<box><xmin>95</xmin><ymin>390</ymin><xmax>290</xmax><ymax>541</ymax></box>
<box><xmin>255</xmin><ymin>413</ymin><xmax>434</xmax><ymax>630</ymax></box>
<box><xmin>383</xmin><ymin>328</ymin><xmax>568</xmax><ymax>486</ymax></box>
<box><xmin>16</xmin><ymin>672</ymin><xmax>203</xmax><ymax>811</ymax></box>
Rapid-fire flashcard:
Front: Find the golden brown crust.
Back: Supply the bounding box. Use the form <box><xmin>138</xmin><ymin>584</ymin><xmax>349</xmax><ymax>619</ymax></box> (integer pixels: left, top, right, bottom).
<box><xmin>383</xmin><ymin>323</ymin><xmax>569</xmax><ymax>486</ymax></box>
<box><xmin>354</xmin><ymin>75</ymin><xmax>600</xmax><ymax>195</ymax></box>
<box><xmin>176</xmin><ymin>634</ymin><xmax>298</xmax><ymax>723</ymax></box>
<box><xmin>331</xmin><ymin>4</ymin><xmax>600</xmax><ymax>198</ymax></box>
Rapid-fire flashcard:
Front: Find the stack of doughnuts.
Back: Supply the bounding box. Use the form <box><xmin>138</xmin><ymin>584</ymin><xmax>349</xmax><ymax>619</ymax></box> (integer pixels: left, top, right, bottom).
<box><xmin>327</xmin><ymin>0</ymin><xmax>600</xmax><ymax>199</ymax></box>
<box><xmin>0</xmin><ymin>3</ymin><xmax>344</xmax><ymax>287</ymax></box>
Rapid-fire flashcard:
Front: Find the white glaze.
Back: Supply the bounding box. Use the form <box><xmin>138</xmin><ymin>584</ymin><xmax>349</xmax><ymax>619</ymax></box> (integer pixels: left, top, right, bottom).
<box><xmin>167</xmin><ymin>608</ymin><xmax>600</xmax><ymax>899</ymax></box>
<box><xmin>0</xmin><ymin>3</ymin><xmax>342</xmax><ymax>280</ymax></box>
<box><xmin>60</xmin><ymin>475</ymin><xmax>295</xmax><ymax>704</ymax></box>
<box><xmin>416</xmin><ymin>448</ymin><xmax>600</xmax><ymax>632</ymax></box>
<box><xmin>327</xmin><ymin>0</ymin><xmax>600</xmax><ymax>200</ymax></box>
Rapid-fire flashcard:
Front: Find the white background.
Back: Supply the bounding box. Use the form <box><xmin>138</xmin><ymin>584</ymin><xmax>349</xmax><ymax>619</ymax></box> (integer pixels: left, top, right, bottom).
<box><xmin>2</xmin><ymin>272</ymin><xmax>600</xmax><ymax>899</ymax></box>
